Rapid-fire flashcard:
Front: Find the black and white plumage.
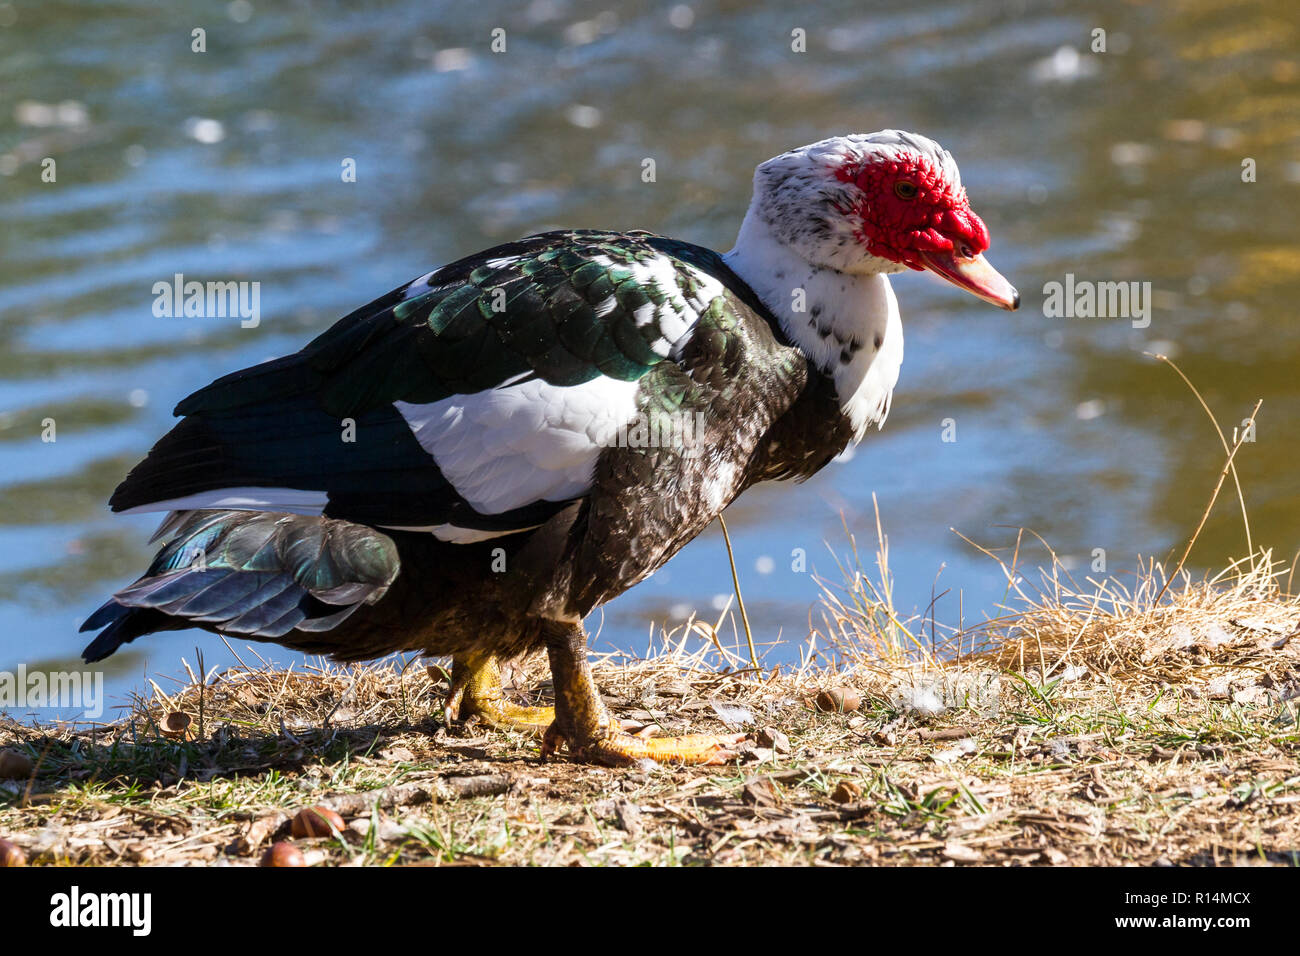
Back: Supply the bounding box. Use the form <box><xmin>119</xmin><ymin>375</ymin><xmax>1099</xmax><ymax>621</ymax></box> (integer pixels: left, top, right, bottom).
<box><xmin>83</xmin><ymin>133</ymin><xmax>1017</xmax><ymax>756</ymax></box>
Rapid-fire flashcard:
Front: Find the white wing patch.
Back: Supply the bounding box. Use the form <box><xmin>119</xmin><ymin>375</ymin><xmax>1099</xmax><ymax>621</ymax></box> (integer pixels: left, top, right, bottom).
<box><xmin>395</xmin><ymin>375</ymin><xmax>642</xmax><ymax>515</ymax></box>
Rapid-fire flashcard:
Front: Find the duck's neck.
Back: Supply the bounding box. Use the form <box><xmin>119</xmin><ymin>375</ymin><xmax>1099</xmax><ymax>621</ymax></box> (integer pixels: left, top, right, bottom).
<box><xmin>723</xmin><ymin>210</ymin><xmax>904</xmax><ymax>440</ymax></box>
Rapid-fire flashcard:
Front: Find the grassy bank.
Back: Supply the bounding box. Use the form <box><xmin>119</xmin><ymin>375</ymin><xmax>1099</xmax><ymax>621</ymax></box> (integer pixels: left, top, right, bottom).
<box><xmin>2</xmin><ymin>540</ymin><xmax>1298</xmax><ymax>867</ymax></box>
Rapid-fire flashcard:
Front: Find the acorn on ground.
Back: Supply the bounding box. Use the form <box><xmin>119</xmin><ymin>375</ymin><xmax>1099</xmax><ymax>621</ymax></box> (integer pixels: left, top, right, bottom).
<box><xmin>814</xmin><ymin>688</ymin><xmax>862</xmax><ymax>713</ymax></box>
<box><xmin>0</xmin><ymin>838</ymin><xmax>27</xmax><ymax>866</ymax></box>
<box><xmin>0</xmin><ymin>750</ymin><xmax>34</xmax><ymax>780</ymax></box>
<box><xmin>261</xmin><ymin>841</ymin><xmax>306</xmax><ymax>867</ymax></box>
<box><xmin>160</xmin><ymin>711</ymin><xmax>191</xmax><ymax>739</ymax></box>
<box><xmin>290</xmin><ymin>805</ymin><xmax>345</xmax><ymax>838</ymax></box>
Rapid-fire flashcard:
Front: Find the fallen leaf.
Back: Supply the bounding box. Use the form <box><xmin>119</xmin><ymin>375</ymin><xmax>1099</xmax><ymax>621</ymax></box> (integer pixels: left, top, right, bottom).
<box><xmin>942</xmin><ymin>842</ymin><xmax>983</xmax><ymax>863</ymax></box>
<box><xmin>830</xmin><ymin>781</ymin><xmax>861</xmax><ymax>804</ymax></box>
<box><xmin>742</xmin><ymin>777</ymin><xmax>780</xmax><ymax>808</ymax></box>
<box><xmin>932</xmin><ymin>739</ymin><xmax>977</xmax><ymax>764</ymax></box>
<box><xmin>613</xmin><ymin>800</ymin><xmax>644</xmax><ymax>839</ymax></box>
<box><xmin>758</xmin><ymin>727</ymin><xmax>791</xmax><ymax>753</ymax></box>
<box><xmin>711</xmin><ymin>702</ymin><xmax>755</xmax><ymax>728</ymax></box>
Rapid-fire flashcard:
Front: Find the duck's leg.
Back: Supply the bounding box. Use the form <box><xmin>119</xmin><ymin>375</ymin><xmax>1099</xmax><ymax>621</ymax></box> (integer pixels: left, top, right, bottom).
<box><xmin>539</xmin><ymin>621</ymin><xmax>744</xmax><ymax>766</ymax></box>
<box><xmin>444</xmin><ymin>652</ymin><xmax>555</xmax><ymax>736</ymax></box>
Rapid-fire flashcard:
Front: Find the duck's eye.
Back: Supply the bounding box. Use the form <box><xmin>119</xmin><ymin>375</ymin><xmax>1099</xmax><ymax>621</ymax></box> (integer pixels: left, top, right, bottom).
<box><xmin>893</xmin><ymin>180</ymin><xmax>918</xmax><ymax>200</ymax></box>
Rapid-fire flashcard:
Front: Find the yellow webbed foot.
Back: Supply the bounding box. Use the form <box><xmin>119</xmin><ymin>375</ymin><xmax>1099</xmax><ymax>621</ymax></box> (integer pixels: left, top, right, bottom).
<box><xmin>539</xmin><ymin>620</ymin><xmax>745</xmax><ymax>766</ymax></box>
<box><xmin>444</xmin><ymin>654</ymin><xmax>554</xmax><ymax>737</ymax></box>
<box><xmin>541</xmin><ymin>719</ymin><xmax>744</xmax><ymax>766</ymax></box>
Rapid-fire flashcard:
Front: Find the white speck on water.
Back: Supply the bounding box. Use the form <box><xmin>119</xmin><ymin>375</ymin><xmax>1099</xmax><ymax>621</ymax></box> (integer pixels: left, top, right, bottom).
<box><xmin>227</xmin><ymin>0</ymin><xmax>253</xmax><ymax>23</ymax></box>
<box><xmin>563</xmin><ymin>12</ymin><xmax>616</xmax><ymax>47</ymax></box>
<box><xmin>124</xmin><ymin>144</ymin><xmax>146</xmax><ymax>167</ymax></box>
<box><xmin>565</xmin><ymin>104</ymin><xmax>602</xmax><ymax>129</ymax></box>
<box><xmin>755</xmin><ymin>555</ymin><xmax>775</xmax><ymax>575</ymax></box>
<box><xmin>433</xmin><ymin>48</ymin><xmax>473</xmax><ymax>72</ymax></box>
<box><xmin>710</xmin><ymin>593</ymin><xmax>730</xmax><ymax>611</ymax></box>
<box><xmin>669</xmin><ymin>4</ymin><xmax>694</xmax><ymax>29</ymax></box>
<box><xmin>15</xmin><ymin>99</ymin><xmax>89</xmax><ymax>128</ymax></box>
<box><xmin>1099</xmin><ymin>213</ymin><xmax>1140</xmax><ymax>244</ymax></box>
<box><xmin>1075</xmin><ymin>399</ymin><xmax>1105</xmax><ymax>421</ymax></box>
<box><xmin>1110</xmin><ymin>142</ymin><xmax>1155</xmax><ymax>167</ymax></box>
<box><xmin>526</xmin><ymin>0</ymin><xmax>561</xmax><ymax>24</ymax></box>
<box><xmin>1030</xmin><ymin>46</ymin><xmax>1098</xmax><ymax>84</ymax></box>
<box><xmin>1163</xmin><ymin>119</ymin><xmax>1205</xmax><ymax>143</ymax></box>
<box><xmin>184</xmin><ymin>117</ymin><xmax>226</xmax><ymax>144</ymax></box>
<box><xmin>128</xmin><ymin>388</ymin><xmax>149</xmax><ymax>408</ymax></box>
<box><xmin>564</xmin><ymin>21</ymin><xmax>597</xmax><ymax>45</ymax></box>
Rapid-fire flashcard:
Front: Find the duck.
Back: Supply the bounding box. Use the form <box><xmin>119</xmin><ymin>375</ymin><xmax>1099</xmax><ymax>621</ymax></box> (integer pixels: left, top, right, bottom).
<box><xmin>81</xmin><ymin>130</ymin><xmax>1018</xmax><ymax>766</ymax></box>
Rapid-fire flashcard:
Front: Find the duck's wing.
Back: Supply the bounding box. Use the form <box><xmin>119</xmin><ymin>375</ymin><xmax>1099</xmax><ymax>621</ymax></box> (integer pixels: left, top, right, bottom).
<box><xmin>109</xmin><ymin>229</ymin><xmax>779</xmax><ymax>541</ymax></box>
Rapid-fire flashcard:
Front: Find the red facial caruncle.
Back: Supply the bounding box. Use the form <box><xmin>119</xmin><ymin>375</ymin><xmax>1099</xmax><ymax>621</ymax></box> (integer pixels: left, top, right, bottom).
<box><xmin>833</xmin><ymin>151</ymin><xmax>1018</xmax><ymax>311</ymax></box>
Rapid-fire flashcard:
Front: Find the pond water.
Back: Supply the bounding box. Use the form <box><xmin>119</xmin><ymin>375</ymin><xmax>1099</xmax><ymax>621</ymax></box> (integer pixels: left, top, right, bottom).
<box><xmin>2</xmin><ymin>0</ymin><xmax>1297</xmax><ymax>720</ymax></box>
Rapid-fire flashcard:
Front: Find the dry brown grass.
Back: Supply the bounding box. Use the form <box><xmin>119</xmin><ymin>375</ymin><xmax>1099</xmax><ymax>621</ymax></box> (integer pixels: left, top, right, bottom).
<box><xmin>1</xmin><ymin>539</ymin><xmax>1297</xmax><ymax>867</ymax></box>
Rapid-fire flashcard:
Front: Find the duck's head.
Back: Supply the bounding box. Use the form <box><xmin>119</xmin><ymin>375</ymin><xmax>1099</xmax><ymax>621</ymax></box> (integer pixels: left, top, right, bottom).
<box><xmin>750</xmin><ymin>130</ymin><xmax>1019</xmax><ymax>310</ymax></box>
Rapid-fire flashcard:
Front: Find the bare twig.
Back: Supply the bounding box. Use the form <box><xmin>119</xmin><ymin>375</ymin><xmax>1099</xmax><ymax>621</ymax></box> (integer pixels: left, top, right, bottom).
<box><xmin>717</xmin><ymin>513</ymin><xmax>759</xmax><ymax>673</ymax></box>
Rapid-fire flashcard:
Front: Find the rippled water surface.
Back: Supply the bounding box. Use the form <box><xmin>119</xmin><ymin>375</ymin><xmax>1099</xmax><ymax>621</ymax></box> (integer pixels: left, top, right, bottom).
<box><xmin>2</xmin><ymin>0</ymin><xmax>1298</xmax><ymax>717</ymax></box>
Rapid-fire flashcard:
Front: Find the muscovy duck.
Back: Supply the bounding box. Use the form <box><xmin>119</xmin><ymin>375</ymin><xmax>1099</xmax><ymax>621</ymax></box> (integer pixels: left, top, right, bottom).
<box><xmin>82</xmin><ymin>131</ymin><xmax>1017</xmax><ymax>765</ymax></box>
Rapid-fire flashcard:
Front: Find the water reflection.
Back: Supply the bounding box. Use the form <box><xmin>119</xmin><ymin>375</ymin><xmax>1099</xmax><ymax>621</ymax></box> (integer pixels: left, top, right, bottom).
<box><xmin>0</xmin><ymin>0</ymin><xmax>1296</xmax><ymax>714</ymax></box>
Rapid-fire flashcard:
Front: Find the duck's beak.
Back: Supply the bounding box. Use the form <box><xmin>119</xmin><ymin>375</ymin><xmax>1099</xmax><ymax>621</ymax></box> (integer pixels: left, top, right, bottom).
<box><xmin>919</xmin><ymin>249</ymin><xmax>1019</xmax><ymax>311</ymax></box>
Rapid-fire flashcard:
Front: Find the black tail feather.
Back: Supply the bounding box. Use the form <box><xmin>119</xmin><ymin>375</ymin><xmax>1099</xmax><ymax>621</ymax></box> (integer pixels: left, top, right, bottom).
<box><xmin>81</xmin><ymin>605</ymin><xmax>178</xmax><ymax>663</ymax></box>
